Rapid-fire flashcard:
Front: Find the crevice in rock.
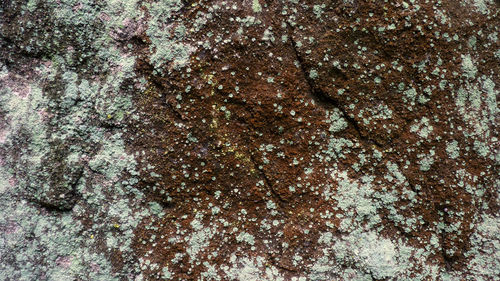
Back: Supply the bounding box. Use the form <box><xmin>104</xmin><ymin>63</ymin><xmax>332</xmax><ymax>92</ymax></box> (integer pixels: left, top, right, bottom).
<box><xmin>145</xmin><ymin>77</ymin><xmax>188</xmax><ymax>123</ymax></box>
<box><xmin>367</xmin><ymin>271</ymin><xmax>384</xmax><ymax>281</ymax></box>
<box><xmin>35</xmin><ymin>200</ymin><xmax>75</xmax><ymax>213</ymax></box>
<box><xmin>248</xmin><ymin>151</ymin><xmax>286</xmax><ymax>204</ymax></box>
<box><xmin>269</xmin><ymin>258</ymin><xmax>298</xmax><ymax>274</ymax></box>
<box><xmin>437</xmin><ymin>204</ymin><xmax>456</xmax><ymax>271</ymax></box>
<box><xmin>286</xmin><ymin>27</ymin><xmax>383</xmax><ymax>149</ymax></box>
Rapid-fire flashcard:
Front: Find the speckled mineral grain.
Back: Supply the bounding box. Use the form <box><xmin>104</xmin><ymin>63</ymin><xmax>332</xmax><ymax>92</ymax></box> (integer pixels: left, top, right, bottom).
<box><xmin>0</xmin><ymin>0</ymin><xmax>498</xmax><ymax>280</ymax></box>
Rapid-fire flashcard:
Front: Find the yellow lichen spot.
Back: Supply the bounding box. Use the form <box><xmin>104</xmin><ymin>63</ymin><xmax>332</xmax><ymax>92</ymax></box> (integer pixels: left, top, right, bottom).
<box><xmin>210</xmin><ymin>118</ymin><xmax>218</xmax><ymax>129</ymax></box>
<box><xmin>203</xmin><ymin>74</ymin><xmax>214</xmax><ymax>83</ymax></box>
<box><xmin>113</xmin><ymin>223</ymin><xmax>120</xmax><ymax>228</ymax></box>
<box><xmin>90</xmin><ymin>234</ymin><xmax>94</xmax><ymax>239</ymax></box>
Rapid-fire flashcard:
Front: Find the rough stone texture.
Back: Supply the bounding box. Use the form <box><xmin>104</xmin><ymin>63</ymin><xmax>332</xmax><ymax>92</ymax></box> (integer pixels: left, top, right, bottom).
<box><xmin>0</xmin><ymin>0</ymin><xmax>498</xmax><ymax>280</ymax></box>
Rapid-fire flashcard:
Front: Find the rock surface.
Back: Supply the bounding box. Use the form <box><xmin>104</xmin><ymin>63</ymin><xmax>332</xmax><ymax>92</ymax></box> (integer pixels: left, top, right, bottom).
<box><xmin>0</xmin><ymin>0</ymin><xmax>499</xmax><ymax>280</ymax></box>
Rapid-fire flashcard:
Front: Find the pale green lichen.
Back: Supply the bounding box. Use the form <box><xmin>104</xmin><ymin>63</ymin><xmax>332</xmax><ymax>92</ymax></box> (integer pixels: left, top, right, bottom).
<box><xmin>446</xmin><ymin>140</ymin><xmax>460</xmax><ymax>159</ymax></box>
<box><xmin>471</xmin><ymin>0</ymin><xmax>494</xmax><ymax>15</ymax></box>
<box><xmin>252</xmin><ymin>0</ymin><xmax>262</xmax><ymax>13</ymax></box>
<box><xmin>461</xmin><ymin>54</ymin><xmax>477</xmax><ymax>79</ymax></box>
<box><xmin>418</xmin><ymin>150</ymin><xmax>435</xmax><ymax>171</ymax></box>
<box><xmin>309</xmin><ymin>69</ymin><xmax>318</xmax><ymax>79</ymax></box>
<box><xmin>236</xmin><ymin>232</ymin><xmax>256</xmax><ymax>246</ymax></box>
<box><xmin>325</xmin><ymin>109</ymin><xmax>348</xmax><ymax>133</ymax></box>
<box><xmin>89</xmin><ymin>134</ymin><xmax>136</xmax><ymax>179</ymax></box>
<box><xmin>0</xmin><ymin>0</ymin><xmax>152</xmax><ymax>278</ymax></box>
<box><xmin>410</xmin><ymin>117</ymin><xmax>433</xmax><ymax>139</ymax></box>
<box><xmin>312</xmin><ymin>230</ymin><xmax>425</xmax><ymax>280</ymax></box>
<box><xmin>466</xmin><ymin>214</ymin><xmax>500</xmax><ymax>279</ymax></box>
<box><xmin>313</xmin><ymin>4</ymin><xmax>325</xmax><ymax>19</ymax></box>
<box><xmin>0</xmin><ymin>190</ymin><xmax>119</xmax><ymax>281</ymax></box>
<box><xmin>145</xmin><ymin>0</ymin><xmax>194</xmax><ymax>71</ymax></box>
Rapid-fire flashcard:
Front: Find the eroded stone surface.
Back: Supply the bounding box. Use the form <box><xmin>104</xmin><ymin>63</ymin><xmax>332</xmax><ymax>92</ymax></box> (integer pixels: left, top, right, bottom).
<box><xmin>0</xmin><ymin>0</ymin><xmax>498</xmax><ymax>280</ymax></box>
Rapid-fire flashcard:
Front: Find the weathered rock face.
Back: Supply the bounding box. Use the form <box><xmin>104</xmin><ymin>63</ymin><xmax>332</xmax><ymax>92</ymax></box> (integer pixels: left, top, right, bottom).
<box><xmin>1</xmin><ymin>0</ymin><xmax>498</xmax><ymax>280</ymax></box>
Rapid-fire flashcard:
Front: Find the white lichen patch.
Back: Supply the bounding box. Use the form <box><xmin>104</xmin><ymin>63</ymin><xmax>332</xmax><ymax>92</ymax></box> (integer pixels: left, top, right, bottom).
<box><xmin>417</xmin><ymin>149</ymin><xmax>435</xmax><ymax>171</ymax></box>
<box><xmin>454</xmin><ymin>76</ymin><xmax>498</xmax><ymax>161</ymax></box>
<box><xmin>224</xmin><ymin>256</ymin><xmax>284</xmax><ymax>281</ymax></box>
<box><xmin>446</xmin><ymin>140</ymin><xmax>460</xmax><ymax>159</ymax></box>
<box><xmin>185</xmin><ymin>218</ymin><xmax>217</xmax><ymax>261</ymax></box>
<box><xmin>236</xmin><ymin>231</ymin><xmax>255</xmax><ymax>245</ymax></box>
<box><xmin>0</xmin><ymin>0</ymin><xmax>153</xmax><ymax>278</ymax></box>
<box><xmin>461</xmin><ymin>54</ymin><xmax>478</xmax><ymax>79</ymax></box>
<box><xmin>89</xmin><ymin>134</ymin><xmax>137</xmax><ymax>179</ymax></box>
<box><xmin>469</xmin><ymin>0</ymin><xmax>495</xmax><ymax>15</ymax></box>
<box><xmin>465</xmin><ymin>214</ymin><xmax>500</xmax><ymax>279</ymax></box>
<box><xmin>252</xmin><ymin>0</ymin><xmax>262</xmax><ymax>13</ymax></box>
<box><xmin>325</xmin><ymin>109</ymin><xmax>348</xmax><ymax>133</ymax></box>
<box><xmin>410</xmin><ymin>117</ymin><xmax>434</xmax><ymax>139</ymax></box>
<box><xmin>330</xmin><ymin>171</ymin><xmax>377</xmax><ymax>221</ymax></box>
<box><xmin>312</xmin><ymin>229</ymin><xmax>439</xmax><ymax>280</ymax></box>
<box><xmin>146</xmin><ymin>1</ymin><xmax>196</xmax><ymax>71</ymax></box>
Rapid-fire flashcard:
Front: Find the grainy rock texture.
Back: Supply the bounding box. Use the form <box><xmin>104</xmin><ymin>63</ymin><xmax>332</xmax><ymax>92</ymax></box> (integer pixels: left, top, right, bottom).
<box><xmin>0</xmin><ymin>0</ymin><xmax>499</xmax><ymax>280</ymax></box>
